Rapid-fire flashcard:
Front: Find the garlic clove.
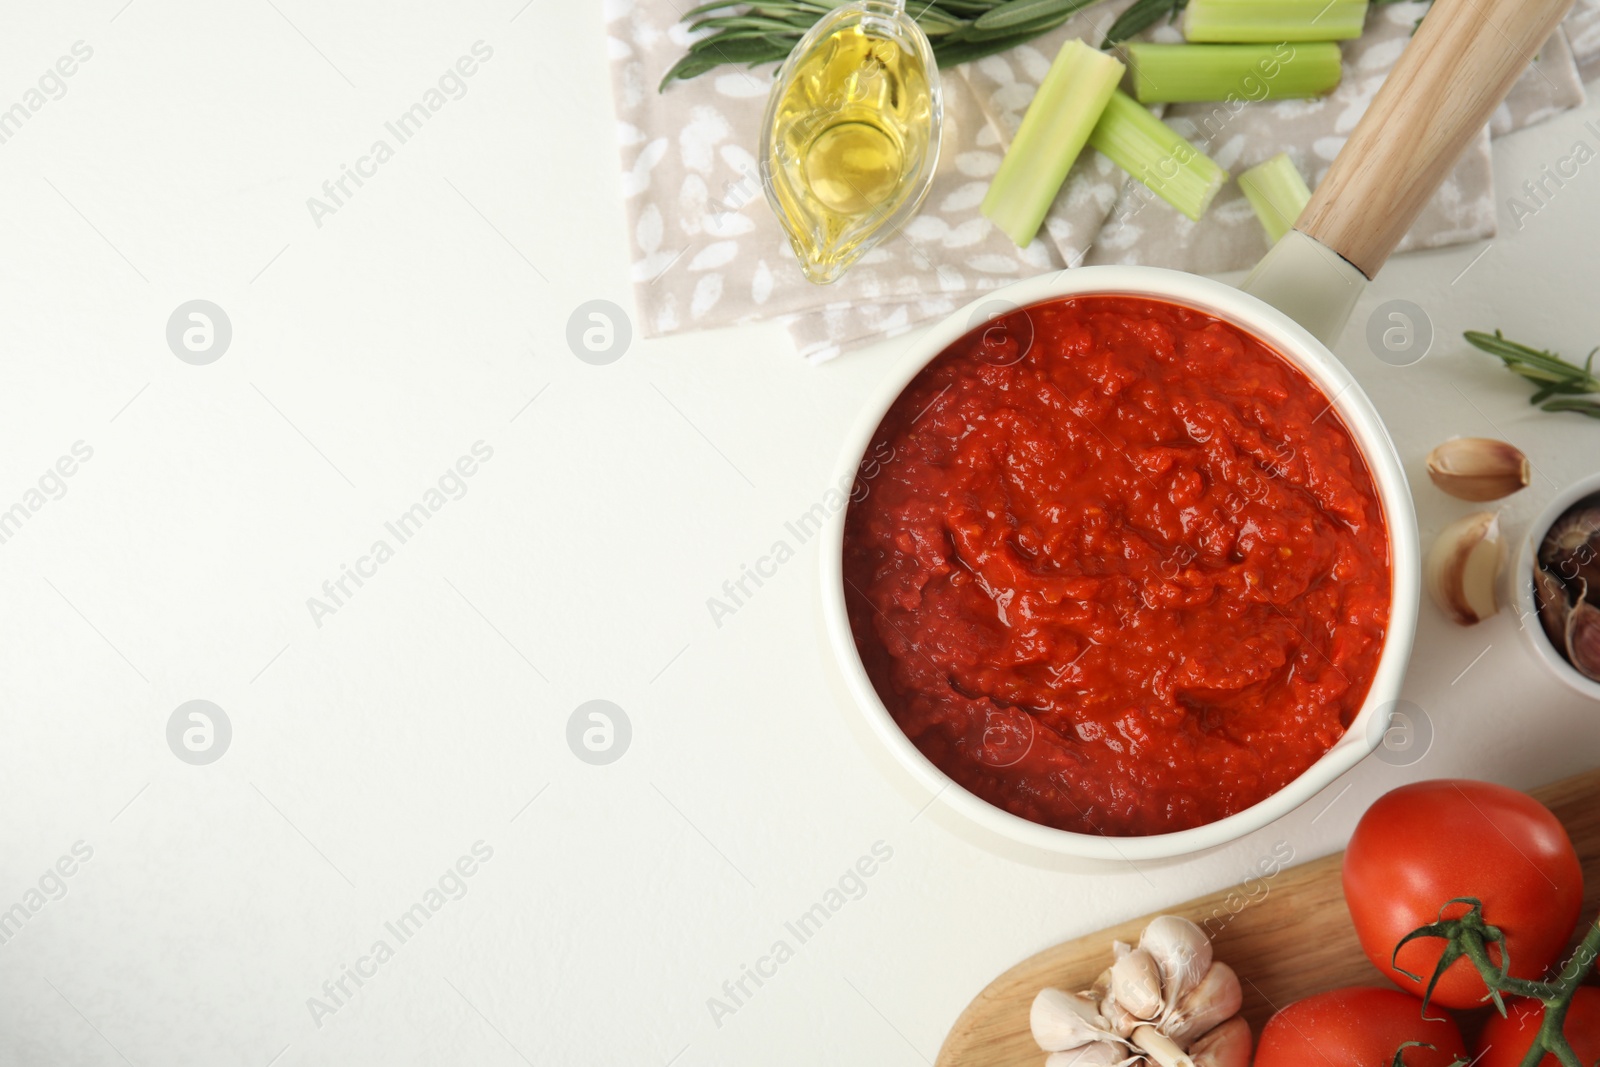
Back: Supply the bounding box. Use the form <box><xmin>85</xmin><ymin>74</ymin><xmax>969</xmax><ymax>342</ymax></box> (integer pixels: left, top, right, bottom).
<box><xmin>1092</xmin><ymin>965</ymin><xmax>1135</xmax><ymax>1037</ymax></box>
<box><xmin>1031</xmin><ymin>988</ymin><xmax>1109</xmax><ymax>1052</ymax></box>
<box><xmin>1425</xmin><ymin>437</ymin><xmax>1530</xmax><ymax>501</ymax></box>
<box><xmin>1187</xmin><ymin>1017</ymin><xmax>1252</xmax><ymax>1067</ymax></box>
<box><xmin>1535</xmin><ymin>566</ymin><xmax>1574</xmax><ymax>651</ymax></box>
<box><xmin>1100</xmin><ymin>995</ymin><xmax>1141</xmax><ymax>1040</ymax></box>
<box><xmin>1090</xmin><ymin>967</ymin><xmax>1113</xmax><ymax>1005</ymax></box>
<box><xmin>1138</xmin><ymin>916</ymin><xmax>1213</xmax><ymax>1011</ymax></box>
<box><xmin>1424</xmin><ymin>511</ymin><xmax>1504</xmax><ymax>625</ymax></box>
<box><xmin>1166</xmin><ymin>962</ymin><xmax>1243</xmax><ymax>1047</ymax></box>
<box><xmin>1539</xmin><ymin>503</ymin><xmax>1600</xmax><ymax>592</ymax></box>
<box><xmin>1539</xmin><ymin>502</ymin><xmax>1600</xmax><ymax>562</ymax></box>
<box><xmin>1109</xmin><ymin>947</ymin><xmax>1164</xmax><ymax>1021</ymax></box>
<box><xmin>1565</xmin><ymin>597</ymin><xmax>1600</xmax><ymax>682</ymax></box>
<box><xmin>1046</xmin><ymin>1042</ymin><xmax>1126</xmax><ymax>1067</ymax></box>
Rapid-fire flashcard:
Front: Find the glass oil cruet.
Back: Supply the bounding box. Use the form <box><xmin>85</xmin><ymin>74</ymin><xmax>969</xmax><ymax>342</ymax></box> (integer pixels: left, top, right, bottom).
<box><xmin>760</xmin><ymin>0</ymin><xmax>944</xmax><ymax>285</ymax></box>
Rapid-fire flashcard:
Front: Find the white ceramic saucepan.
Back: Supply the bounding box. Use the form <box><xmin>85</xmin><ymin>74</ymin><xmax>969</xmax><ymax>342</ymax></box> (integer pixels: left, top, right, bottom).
<box><xmin>819</xmin><ymin>0</ymin><xmax>1575</xmax><ymax>860</ymax></box>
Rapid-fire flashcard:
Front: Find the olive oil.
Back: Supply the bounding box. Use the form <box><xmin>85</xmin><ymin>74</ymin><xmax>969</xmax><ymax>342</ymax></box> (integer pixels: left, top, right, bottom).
<box><xmin>762</xmin><ymin>3</ymin><xmax>940</xmax><ymax>284</ymax></box>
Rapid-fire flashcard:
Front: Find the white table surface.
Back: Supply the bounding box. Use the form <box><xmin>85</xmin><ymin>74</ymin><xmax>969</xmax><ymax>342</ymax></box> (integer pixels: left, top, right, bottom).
<box><xmin>3</xmin><ymin>3</ymin><xmax>1599</xmax><ymax>1065</ymax></box>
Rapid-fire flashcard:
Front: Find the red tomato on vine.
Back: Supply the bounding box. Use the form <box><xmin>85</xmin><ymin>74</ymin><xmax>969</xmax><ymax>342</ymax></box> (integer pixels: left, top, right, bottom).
<box><xmin>1476</xmin><ymin>987</ymin><xmax>1600</xmax><ymax>1067</ymax></box>
<box><xmin>1342</xmin><ymin>780</ymin><xmax>1583</xmax><ymax>1010</ymax></box>
<box><xmin>1254</xmin><ymin>987</ymin><xmax>1466</xmax><ymax>1067</ymax></box>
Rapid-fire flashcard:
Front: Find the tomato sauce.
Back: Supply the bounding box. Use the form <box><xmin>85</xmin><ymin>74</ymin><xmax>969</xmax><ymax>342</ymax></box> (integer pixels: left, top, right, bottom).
<box><xmin>843</xmin><ymin>296</ymin><xmax>1391</xmax><ymax>837</ymax></box>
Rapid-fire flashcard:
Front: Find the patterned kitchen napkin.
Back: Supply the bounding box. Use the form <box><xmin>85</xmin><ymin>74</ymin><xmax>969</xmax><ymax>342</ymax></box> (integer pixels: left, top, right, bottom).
<box><xmin>608</xmin><ymin>0</ymin><xmax>1068</xmax><ymax>362</ymax></box>
<box><xmin>1084</xmin><ymin>3</ymin><xmax>1585</xmax><ymax>272</ymax></box>
<box><xmin>1568</xmin><ymin>0</ymin><xmax>1600</xmax><ymax>82</ymax></box>
<box><xmin>606</xmin><ymin>0</ymin><xmax>1598</xmax><ymax>361</ymax></box>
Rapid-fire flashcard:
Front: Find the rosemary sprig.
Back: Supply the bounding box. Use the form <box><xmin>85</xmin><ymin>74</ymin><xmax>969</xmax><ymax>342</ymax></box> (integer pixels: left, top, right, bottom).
<box><xmin>661</xmin><ymin>0</ymin><xmax>1138</xmax><ymax>90</ymax></box>
<box><xmin>1464</xmin><ymin>329</ymin><xmax>1600</xmax><ymax>421</ymax></box>
<box><xmin>1539</xmin><ymin>397</ymin><xmax>1600</xmax><ymax>418</ymax></box>
<box><xmin>1098</xmin><ymin>0</ymin><xmax>1187</xmax><ymax>50</ymax></box>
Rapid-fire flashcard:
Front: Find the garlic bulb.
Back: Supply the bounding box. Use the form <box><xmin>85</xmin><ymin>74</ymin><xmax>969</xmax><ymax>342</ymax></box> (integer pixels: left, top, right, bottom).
<box><xmin>1030</xmin><ymin>917</ymin><xmax>1250</xmax><ymax>1067</ymax></box>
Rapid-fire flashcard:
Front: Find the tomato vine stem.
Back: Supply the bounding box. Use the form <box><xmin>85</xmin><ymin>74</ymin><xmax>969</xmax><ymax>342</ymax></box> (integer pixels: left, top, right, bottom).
<box><xmin>1394</xmin><ymin>898</ymin><xmax>1600</xmax><ymax>1067</ymax></box>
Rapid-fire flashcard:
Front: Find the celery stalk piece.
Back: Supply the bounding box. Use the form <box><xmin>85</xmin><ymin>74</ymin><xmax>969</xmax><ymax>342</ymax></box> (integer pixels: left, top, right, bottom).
<box><xmin>1182</xmin><ymin>0</ymin><xmax>1368</xmax><ymax>42</ymax></box>
<box><xmin>981</xmin><ymin>39</ymin><xmax>1125</xmax><ymax>248</ymax></box>
<box><xmin>1126</xmin><ymin>42</ymin><xmax>1342</xmax><ymax>104</ymax></box>
<box><xmin>1086</xmin><ymin>90</ymin><xmax>1228</xmax><ymax>222</ymax></box>
<box><xmin>1237</xmin><ymin>152</ymin><xmax>1312</xmax><ymax>243</ymax></box>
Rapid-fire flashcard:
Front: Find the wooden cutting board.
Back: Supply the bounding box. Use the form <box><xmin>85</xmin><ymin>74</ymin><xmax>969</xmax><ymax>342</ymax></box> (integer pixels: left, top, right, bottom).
<box><xmin>936</xmin><ymin>769</ymin><xmax>1600</xmax><ymax>1067</ymax></box>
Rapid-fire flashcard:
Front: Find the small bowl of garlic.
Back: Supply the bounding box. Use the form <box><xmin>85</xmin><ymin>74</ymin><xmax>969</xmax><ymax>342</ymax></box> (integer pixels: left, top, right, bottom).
<box><xmin>1511</xmin><ymin>471</ymin><xmax>1600</xmax><ymax>701</ymax></box>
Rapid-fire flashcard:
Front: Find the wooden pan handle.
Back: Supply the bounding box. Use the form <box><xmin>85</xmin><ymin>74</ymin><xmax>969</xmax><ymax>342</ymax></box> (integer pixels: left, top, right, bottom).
<box><xmin>1297</xmin><ymin>0</ymin><xmax>1574</xmax><ymax>279</ymax></box>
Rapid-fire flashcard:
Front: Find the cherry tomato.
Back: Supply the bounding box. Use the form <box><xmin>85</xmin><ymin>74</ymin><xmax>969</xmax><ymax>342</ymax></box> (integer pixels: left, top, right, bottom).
<box><xmin>1255</xmin><ymin>987</ymin><xmax>1466</xmax><ymax>1067</ymax></box>
<box><xmin>1343</xmin><ymin>780</ymin><xmax>1583</xmax><ymax>1010</ymax></box>
<box><xmin>1476</xmin><ymin>987</ymin><xmax>1600</xmax><ymax>1067</ymax></box>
